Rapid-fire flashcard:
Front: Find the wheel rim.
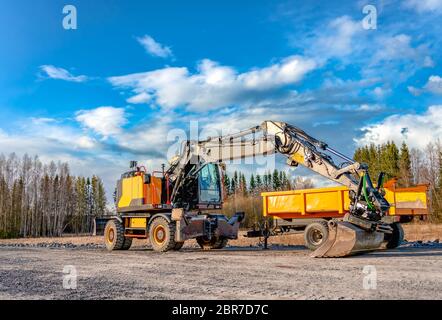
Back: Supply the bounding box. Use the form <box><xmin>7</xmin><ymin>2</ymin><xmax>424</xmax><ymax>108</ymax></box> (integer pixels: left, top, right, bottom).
<box><xmin>309</xmin><ymin>229</ymin><xmax>323</xmax><ymax>245</ymax></box>
<box><xmin>153</xmin><ymin>225</ymin><xmax>166</xmax><ymax>245</ymax></box>
<box><xmin>106</xmin><ymin>227</ymin><xmax>115</xmax><ymax>244</ymax></box>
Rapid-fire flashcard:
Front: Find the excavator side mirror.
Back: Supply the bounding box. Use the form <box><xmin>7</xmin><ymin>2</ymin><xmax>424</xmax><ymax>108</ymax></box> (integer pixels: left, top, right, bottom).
<box><xmin>144</xmin><ymin>173</ymin><xmax>151</xmax><ymax>184</ymax></box>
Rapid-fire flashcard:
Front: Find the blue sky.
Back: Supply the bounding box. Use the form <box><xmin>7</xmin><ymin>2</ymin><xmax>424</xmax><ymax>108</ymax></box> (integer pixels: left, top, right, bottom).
<box><xmin>1</xmin><ymin>0</ymin><xmax>442</xmax><ymax>198</ymax></box>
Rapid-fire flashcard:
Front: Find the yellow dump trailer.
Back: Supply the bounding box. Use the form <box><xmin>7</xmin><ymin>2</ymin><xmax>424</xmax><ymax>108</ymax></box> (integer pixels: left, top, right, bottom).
<box><xmin>250</xmin><ymin>180</ymin><xmax>429</xmax><ymax>250</ymax></box>
<box><xmin>262</xmin><ymin>180</ymin><xmax>429</xmax><ymax>221</ymax></box>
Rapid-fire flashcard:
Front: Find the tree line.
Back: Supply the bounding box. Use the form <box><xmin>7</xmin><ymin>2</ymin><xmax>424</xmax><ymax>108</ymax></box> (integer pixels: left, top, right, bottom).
<box><xmin>222</xmin><ymin>169</ymin><xmax>314</xmax><ymax>227</ymax></box>
<box><xmin>354</xmin><ymin>140</ymin><xmax>442</xmax><ymax>221</ymax></box>
<box><xmin>0</xmin><ymin>153</ymin><xmax>107</xmax><ymax>238</ymax></box>
<box><xmin>223</xmin><ymin>169</ymin><xmax>314</xmax><ymax>197</ymax></box>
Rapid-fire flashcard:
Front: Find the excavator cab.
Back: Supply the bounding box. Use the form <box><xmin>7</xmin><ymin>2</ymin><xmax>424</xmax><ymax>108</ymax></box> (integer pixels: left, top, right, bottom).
<box><xmin>170</xmin><ymin>162</ymin><xmax>224</xmax><ymax>211</ymax></box>
<box><xmin>198</xmin><ymin>163</ymin><xmax>223</xmax><ymax>206</ymax></box>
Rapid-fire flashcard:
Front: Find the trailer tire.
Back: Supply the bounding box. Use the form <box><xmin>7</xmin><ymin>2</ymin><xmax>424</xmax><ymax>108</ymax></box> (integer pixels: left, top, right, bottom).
<box><xmin>304</xmin><ymin>221</ymin><xmax>329</xmax><ymax>251</ymax></box>
<box><xmin>149</xmin><ymin>217</ymin><xmax>176</xmax><ymax>252</ymax></box>
<box><xmin>104</xmin><ymin>219</ymin><xmax>125</xmax><ymax>251</ymax></box>
<box><xmin>385</xmin><ymin>222</ymin><xmax>404</xmax><ymax>249</ymax></box>
<box><xmin>196</xmin><ymin>236</ymin><xmax>228</xmax><ymax>250</ymax></box>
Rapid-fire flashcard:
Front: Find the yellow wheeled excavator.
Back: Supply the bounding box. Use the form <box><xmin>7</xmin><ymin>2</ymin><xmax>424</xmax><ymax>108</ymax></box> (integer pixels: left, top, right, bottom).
<box><xmin>104</xmin><ymin>121</ymin><xmax>400</xmax><ymax>257</ymax></box>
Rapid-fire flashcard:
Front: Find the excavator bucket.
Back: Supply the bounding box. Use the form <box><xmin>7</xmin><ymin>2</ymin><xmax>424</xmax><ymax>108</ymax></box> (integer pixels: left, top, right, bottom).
<box><xmin>311</xmin><ymin>220</ymin><xmax>385</xmax><ymax>258</ymax></box>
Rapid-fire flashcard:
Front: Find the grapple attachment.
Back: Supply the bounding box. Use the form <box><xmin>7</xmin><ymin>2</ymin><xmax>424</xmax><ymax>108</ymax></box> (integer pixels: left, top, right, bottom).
<box><xmin>311</xmin><ymin>220</ymin><xmax>385</xmax><ymax>258</ymax></box>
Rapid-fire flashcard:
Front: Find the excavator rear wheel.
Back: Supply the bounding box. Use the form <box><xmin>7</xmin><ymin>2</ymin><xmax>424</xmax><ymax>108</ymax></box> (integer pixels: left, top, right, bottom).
<box><xmin>149</xmin><ymin>217</ymin><xmax>177</xmax><ymax>252</ymax></box>
<box><xmin>104</xmin><ymin>219</ymin><xmax>127</xmax><ymax>251</ymax></box>
<box><xmin>304</xmin><ymin>221</ymin><xmax>329</xmax><ymax>251</ymax></box>
<box><xmin>385</xmin><ymin>222</ymin><xmax>404</xmax><ymax>249</ymax></box>
<box><xmin>196</xmin><ymin>236</ymin><xmax>228</xmax><ymax>250</ymax></box>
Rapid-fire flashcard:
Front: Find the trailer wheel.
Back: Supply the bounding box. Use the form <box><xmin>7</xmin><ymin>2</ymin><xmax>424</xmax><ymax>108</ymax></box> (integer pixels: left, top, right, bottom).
<box><xmin>385</xmin><ymin>222</ymin><xmax>404</xmax><ymax>249</ymax></box>
<box><xmin>149</xmin><ymin>217</ymin><xmax>176</xmax><ymax>252</ymax></box>
<box><xmin>196</xmin><ymin>236</ymin><xmax>228</xmax><ymax>250</ymax></box>
<box><xmin>304</xmin><ymin>221</ymin><xmax>329</xmax><ymax>251</ymax></box>
<box><xmin>104</xmin><ymin>219</ymin><xmax>125</xmax><ymax>251</ymax></box>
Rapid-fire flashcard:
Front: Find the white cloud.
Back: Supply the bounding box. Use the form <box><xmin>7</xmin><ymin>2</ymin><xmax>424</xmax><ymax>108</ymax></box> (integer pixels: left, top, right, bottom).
<box><xmin>358</xmin><ymin>104</ymin><xmax>383</xmax><ymax>111</ymax></box>
<box><xmin>31</xmin><ymin>117</ymin><xmax>57</xmax><ymax>125</ymax></box>
<box><xmin>425</xmin><ymin>75</ymin><xmax>442</xmax><ymax>94</ymax></box>
<box><xmin>372</xmin><ymin>86</ymin><xmax>391</xmax><ymax>98</ymax></box>
<box><xmin>137</xmin><ymin>35</ymin><xmax>173</xmax><ymax>58</ymax></box>
<box><xmin>408</xmin><ymin>75</ymin><xmax>442</xmax><ymax>96</ymax></box>
<box><xmin>39</xmin><ymin>65</ymin><xmax>88</xmax><ymax>82</ymax></box>
<box><xmin>310</xmin><ymin>16</ymin><xmax>362</xmax><ymax>60</ymax></box>
<box><xmin>407</xmin><ymin>86</ymin><xmax>422</xmax><ymax>96</ymax></box>
<box><xmin>108</xmin><ymin>55</ymin><xmax>316</xmax><ymax>111</ymax></box>
<box><xmin>115</xmin><ymin>118</ymin><xmax>172</xmax><ymax>156</ymax></box>
<box><xmin>404</xmin><ymin>0</ymin><xmax>442</xmax><ymax>13</ymax></box>
<box><xmin>355</xmin><ymin>105</ymin><xmax>442</xmax><ymax>149</ymax></box>
<box><xmin>127</xmin><ymin>92</ymin><xmax>152</xmax><ymax>104</ymax></box>
<box><xmin>76</xmin><ymin>106</ymin><xmax>127</xmax><ymax>138</ymax></box>
<box><xmin>371</xmin><ymin>34</ymin><xmax>434</xmax><ymax>68</ymax></box>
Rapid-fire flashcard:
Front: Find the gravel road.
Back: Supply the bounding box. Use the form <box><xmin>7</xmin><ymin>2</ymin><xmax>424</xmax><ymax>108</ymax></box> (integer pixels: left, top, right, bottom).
<box><xmin>1</xmin><ymin>244</ymin><xmax>442</xmax><ymax>300</ymax></box>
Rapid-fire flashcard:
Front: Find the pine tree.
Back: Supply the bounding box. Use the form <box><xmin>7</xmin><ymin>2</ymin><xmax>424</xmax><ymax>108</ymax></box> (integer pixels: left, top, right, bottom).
<box><xmin>230</xmin><ymin>174</ymin><xmax>236</xmax><ymax>195</ymax></box>
<box><xmin>263</xmin><ymin>172</ymin><xmax>269</xmax><ymax>191</ymax></box>
<box><xmin>368</xmin><ymin>144</ymin><xmax>380</xmax><ymax>178</ymax></box>
<box><xmin>281</xmin><ymin>171</ymin><xmax>290</xmax><ymax>190</ymax></box>
<box><xmin>223</xmin><ymin>174</ymin><xmax>230</xmax><ymax>196</ymax></box>
<box><xmin>255</xmin><ymin>174</ymin><xmax>262</xmax><ymax>191</ymax></box>
<box><xmin>267</xmin><ymin>172</ymin><xmax>272</xmax><ymax>190</ymax></box>
<box><xmin>240</xmin><ymin>173</ymin><xmax>247</xmax><ymax>196</ymax></box>
<box><xmin>272</xmin><ymin>169</ymin><xmax>280</xmax><ymax>191</ymax></box>
<box><xmin>399</xmin><ymin>142</ymin><xmax>412</xmax><ymax>187</ymax></box>
<box><xmin>249</xmin><ymin>174</ymin><xmax>256</xmax><ymax>194</ymax></box>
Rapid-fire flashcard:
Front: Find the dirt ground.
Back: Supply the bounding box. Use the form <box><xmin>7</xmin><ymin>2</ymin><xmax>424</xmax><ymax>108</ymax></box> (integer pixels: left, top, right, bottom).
<box><xmin>1</xmin><ymin>224</ymin><xmax>442</xmax><ymax>300</ymax></box>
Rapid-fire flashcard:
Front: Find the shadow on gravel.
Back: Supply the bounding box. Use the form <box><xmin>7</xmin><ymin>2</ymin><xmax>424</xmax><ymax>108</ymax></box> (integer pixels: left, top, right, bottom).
<box><xmin>349</xmin><ymin>247</ymin><xmax>442</xmax><ymax>259</ymax></box>
<box><xmin>127</xmin><ymin>245</ymin><xmax>308</xmax><ymax>253</ymax></box>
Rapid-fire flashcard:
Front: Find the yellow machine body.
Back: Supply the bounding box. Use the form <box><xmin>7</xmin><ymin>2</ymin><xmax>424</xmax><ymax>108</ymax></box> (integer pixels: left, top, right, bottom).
<box><xmin>117</xmin><ymin>173</ymin><xmax>166</xmax><ymax>212</ymax></box>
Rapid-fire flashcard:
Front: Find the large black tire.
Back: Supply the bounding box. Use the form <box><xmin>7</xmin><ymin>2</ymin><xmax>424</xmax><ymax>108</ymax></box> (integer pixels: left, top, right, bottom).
<box><xmin>304</xmin><ymin>221</ymin><xmax>329</xmax><ymax>251</ymax></box>
<box><xmin>196</xmin><ymin>236</ymin><xmax>228</xmax><ymax>250</ymax></box>
<box><xmin>121</xmin><ymin>237</ymin><xmax>133</xmax><ymax>250</ymax></box>
<box><xmin>172</xmin><ymin>242</ymin><xmax>185</xmax><ymax>251</ymax></box>
<box><xmin>385</xmin><ymin>222</ymin><xmax>404</xmax><ymax>249</ymax></box>
<box><xmin>104</xmin><ymin>219</ymin><xmax>125</xmax><ymax>251</ymax></box>
<box><xmin>148</xmin><ymin>217</ymin><xmax>177</xmax><ymax>252</ymax></box>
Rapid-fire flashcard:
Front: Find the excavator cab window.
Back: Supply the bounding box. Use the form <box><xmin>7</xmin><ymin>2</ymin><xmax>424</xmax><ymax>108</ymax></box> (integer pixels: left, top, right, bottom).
<box><xmin>198</xmin><ymin>163</ymin><xmax>221</xmax><ymax>203</ymax></box>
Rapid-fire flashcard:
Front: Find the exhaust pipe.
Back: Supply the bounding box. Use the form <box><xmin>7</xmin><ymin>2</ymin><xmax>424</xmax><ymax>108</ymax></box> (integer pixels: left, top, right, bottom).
<box><xmin>311</xmin><ymin>220</ymin><xmax>385</xmax><ymax>258</ymax></box>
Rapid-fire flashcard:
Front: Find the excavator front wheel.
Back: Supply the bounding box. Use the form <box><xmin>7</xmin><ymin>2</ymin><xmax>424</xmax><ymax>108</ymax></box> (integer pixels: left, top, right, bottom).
<box><xmin>104</xmin><ymin>219</ymin><xmax>131</xmax><ymax>251</ymax></box>
<box><xmin>304</xmin><ymin>221</ymin><xmax>329</xmax><ymax>251</ymax></box>
<box><xmin>196</xmin><ymin>236</ymin><xmax>228</xmax><ymax>250</ymax></box>
<box><xmin>172</xmin><ymin>241</ymin><xmax>185</xmax><ymax>251</ymax></box>
<box><xmin>149</xmin><ymin>217</ymin><xmax>177</xmax><ymax>252</ymax></box>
